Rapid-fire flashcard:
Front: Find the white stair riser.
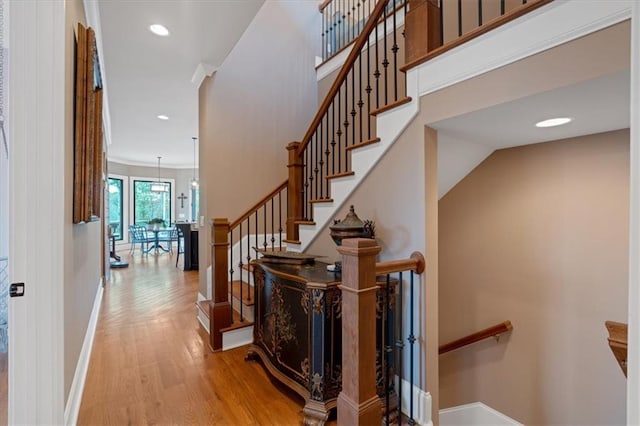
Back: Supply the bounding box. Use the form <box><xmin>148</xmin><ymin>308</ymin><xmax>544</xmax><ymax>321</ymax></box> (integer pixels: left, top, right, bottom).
<box><xmin>229</xmin><ymin>293</ymin><xmax>255</xmax><ymax>322</ymax></box>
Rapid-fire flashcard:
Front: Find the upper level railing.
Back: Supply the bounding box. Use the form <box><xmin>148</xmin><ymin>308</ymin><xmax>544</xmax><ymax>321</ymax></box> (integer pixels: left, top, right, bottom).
<box><xmin>319</xmin><ymin>0</ymin><xmax>407</xmax><ymax>63</ymax></box>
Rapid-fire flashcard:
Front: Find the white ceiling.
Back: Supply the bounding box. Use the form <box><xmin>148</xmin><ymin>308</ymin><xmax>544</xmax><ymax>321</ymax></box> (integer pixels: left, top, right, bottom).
<box><xmin>99</xmin><ymin>0</ymin><xmax>264</xmax><ymax>168</ymax></box>
<box><xmin>431</xmin><ymin>70</ymin><xmax>630</xmax><ymax>197</ymax></box>
<box><xmin>431</xmin><ymin>70</ymin><xmax>630</xmax><ymax>150</ymax></box>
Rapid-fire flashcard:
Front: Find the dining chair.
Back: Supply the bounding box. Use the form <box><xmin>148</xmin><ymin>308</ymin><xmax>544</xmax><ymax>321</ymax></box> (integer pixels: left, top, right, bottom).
<box><xmin>175</xmin><ymin>227</ymin><xmax>185</xmax><ymax>268</ymax></box>
<box><xmin>129</xmin><ymin>225</ymin><xmax>150</xmax><ymax>254</ymax></box>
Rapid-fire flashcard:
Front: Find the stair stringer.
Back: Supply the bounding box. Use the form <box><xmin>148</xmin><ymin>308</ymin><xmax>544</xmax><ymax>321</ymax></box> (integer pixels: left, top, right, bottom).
<box><xmin>288</xmin><ymin>69</ymin><xmax>420</xmax><ymax>253</ymax></box>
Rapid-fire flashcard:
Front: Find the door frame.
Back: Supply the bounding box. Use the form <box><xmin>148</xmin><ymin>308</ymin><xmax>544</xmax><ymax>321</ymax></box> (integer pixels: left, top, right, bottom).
<box><xmin>8</xmin><ymin>0</ymin><xmax>65</xmax><ymax>423</ymax></box>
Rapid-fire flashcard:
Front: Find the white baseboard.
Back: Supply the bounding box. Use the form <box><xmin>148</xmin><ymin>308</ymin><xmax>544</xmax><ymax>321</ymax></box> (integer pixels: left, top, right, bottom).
<box><xmin>440</xmin><ymin>402</ymin><xmax>522</xmax><ymax>426</ymax></box>
<box><xmin>222</xmin><ymin>325</ymin><xmax>253</xmax><ymax>351</ymax></box>
<box><xmin>64</xmin><ymin>279</ymin><xmax>104</xmax><ymax>426</ymax></box>
<box><xmin>395</xmin><ymin>377</ymin><xmax>433</xmax><ymax>426</ymax></box>
<box><xmin>196</xmin><ymin>292</ymin><xmax>210</xmax><ymax>333</ymax></box>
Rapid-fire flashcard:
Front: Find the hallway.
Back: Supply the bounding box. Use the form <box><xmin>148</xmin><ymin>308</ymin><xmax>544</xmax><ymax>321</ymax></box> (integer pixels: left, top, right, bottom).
<box><xmin>77</xmin><ymin>252</ymin><xmax>305</xmax><ymax>425</ymax></box>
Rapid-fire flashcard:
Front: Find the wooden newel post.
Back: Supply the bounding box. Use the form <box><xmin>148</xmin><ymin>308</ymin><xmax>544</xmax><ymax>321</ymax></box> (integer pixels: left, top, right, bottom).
<box><xmin>404</xmin><ymin>0</ymin><xmax>441</xmax><ymax>64</ymax></box>
<box><xmin>286</xmin><ymin>141</ymin><xmax>303</xmax><ymax>242</ymax></box>
<box><xmin>337</xmin><ymin>238</ymin><xmax>383</xmax><ymax>425</ymax></box>
<box><xmin>210</xmin><ymin>218</ymin><xmax>231</xmax><ymax>351</ymax></box>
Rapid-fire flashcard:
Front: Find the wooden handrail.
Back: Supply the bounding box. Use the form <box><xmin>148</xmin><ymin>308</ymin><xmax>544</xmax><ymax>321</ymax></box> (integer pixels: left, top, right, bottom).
<box><xmin>296</xmin><ymin>0</ymin><xmax>391</xmax><ymax>157</ymax></box>
<box><xmin>375</xmin><ymin>251</ymin><xmax>425</xmax><ymax>275</ymax></box>
<box><xmin>229</xmin><ymin>179</ymin><xmax>288</xmax><ymax>229</ymax></box>
<box><xmin>439</xmin><ymin>320</ymin><xmax>513</xmax><ymax>355</ymax></box>
<box><xmin>318</xmin><ymin>0</ymin><xmax>332</xmax><ymax>12</ymax></box>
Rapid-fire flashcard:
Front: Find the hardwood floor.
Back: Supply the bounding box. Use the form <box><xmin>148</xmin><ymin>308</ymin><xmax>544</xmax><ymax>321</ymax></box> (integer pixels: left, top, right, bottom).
<box><xmin>77</xmin><ymin>251</ymin><xmax>306</xmax><ymax>425</ymax></box>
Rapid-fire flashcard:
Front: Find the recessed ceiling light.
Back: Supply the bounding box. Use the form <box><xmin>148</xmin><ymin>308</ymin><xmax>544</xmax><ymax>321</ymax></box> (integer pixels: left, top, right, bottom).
<box><xmin>149</xmin><ymin>24</ymin><xmax>170</xmax><ymax>36</ymax></box>
<box><xmin>157</xmin><ymin>115</ymin><xmax>169</xmax><ymax>120</ymax></box>
<box><xmin>535</xmin><ymin>117</ymin><xmax>572</xmax><ymax>128</ymax></box>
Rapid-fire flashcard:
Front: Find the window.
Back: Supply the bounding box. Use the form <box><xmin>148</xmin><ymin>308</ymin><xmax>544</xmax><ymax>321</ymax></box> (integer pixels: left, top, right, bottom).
<box><xmin>108</xmin><ymin>177</ymin><xmax>124</xmax><ymax>240</ymax></box>
<box><xmin>133</xmin><ymin>180</ymin><xmax>172</xmax><ymax>225</ymax></box>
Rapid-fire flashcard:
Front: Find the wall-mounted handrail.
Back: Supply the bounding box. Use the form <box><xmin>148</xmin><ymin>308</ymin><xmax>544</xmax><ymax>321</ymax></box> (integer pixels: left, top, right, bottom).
<box><xmin>439</xmin><ymin>320</ymin><xmax>513</xmax><ymax>355</ymax></box>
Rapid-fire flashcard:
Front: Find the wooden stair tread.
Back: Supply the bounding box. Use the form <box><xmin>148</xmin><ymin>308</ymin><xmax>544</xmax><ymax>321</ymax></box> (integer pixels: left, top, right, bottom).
<box><xmin>309</xmin><ymin>198</ymin><xmax>333</xmax><ymax>204</ymax></box>
<box><xmin>283</xmin><ymin>239</ymin><xmax>301</xmax><ymax>245</ymax></box>
<box><xmin>345</xmin><ymin>138</ymin><xmax>380</xmax><ymax>152</ymax></box>
<box><xmin>295</xmin><ymin>220</ymin><xmax>316</xmax><ymax>225</ymax></box>
<box><xmin>196</xmin><ymin>300</ymin><xmax>210</xmax><ymax>319</ymax></box>
<box><xmin>326</xmin><ymin>171</ymin><xmax>355</xmax><ymax>179</ymax></box>
<box><xmin>228</xmin><ymin>280</ymin><xmax>254</xmax><ymax>306</ymax></box>
<box><xmin>221</xmin><ymin>310</ymin><xmax>254</xmax><ymax>333</ymax></box>
<box><xmin>370</xmin><ymin>96</ymin><xmax>412</xmax><ymax>116</ymax></box>
<box><xmin>241</xmin><ymin>263</ymin><xmax>254</xmax><ymax>272</ymax></box>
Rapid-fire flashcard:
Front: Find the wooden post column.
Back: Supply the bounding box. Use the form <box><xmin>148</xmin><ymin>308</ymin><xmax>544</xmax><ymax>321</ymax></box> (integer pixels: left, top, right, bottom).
<box><xmin>404</xmin><ymin>0</ymin><xmax>441</xmax><ymax>64</ymax></box>
<box><xmin>337</xmin><ymin>238</ymin><xmax>382</xmax><ymax>426</ymax></box>
<box><xmin>210</xmin><ymin>218</ymin><xmax>231</xmax><ymax>351</ymax></box>
<box><xmin>286</xmin><ymin>141</ymin><xmax>303</xmax><ymax>242</ymax></box>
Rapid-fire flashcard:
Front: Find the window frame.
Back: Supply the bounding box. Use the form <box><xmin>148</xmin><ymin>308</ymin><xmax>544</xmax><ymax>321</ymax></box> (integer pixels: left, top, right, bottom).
<box><xmin>129</xmin><ymin>176</ymin><xmax>176</xmax><ymax>233</ymax></box>
<box><xmin>107</xmin><ymin>173</ymin><xmax>129</xmax><ymax>243</ymax></box>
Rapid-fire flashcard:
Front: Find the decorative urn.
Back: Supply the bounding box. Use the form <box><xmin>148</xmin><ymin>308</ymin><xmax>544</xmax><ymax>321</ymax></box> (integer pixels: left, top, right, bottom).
<box><xmin>329</xmin><ymin>205</ymin><xmax>375</xmax><ymax>246</ymax></box>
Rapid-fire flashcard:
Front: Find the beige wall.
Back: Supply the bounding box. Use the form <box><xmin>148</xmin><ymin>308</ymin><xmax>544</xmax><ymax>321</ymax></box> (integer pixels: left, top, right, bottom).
<box><xmin>198</xmin><ymin>1</ymin><xmax>320</xmax><ymax>296</ymax></box>
<box><xmin>439</xmin><ymin>130</ymin><xmax>629</xmax><ymax>425</ymax></box>
<box><xmin>63</xmin><ymin>0</ymin><xmax>104</xmax><ymax>401</ymax></box>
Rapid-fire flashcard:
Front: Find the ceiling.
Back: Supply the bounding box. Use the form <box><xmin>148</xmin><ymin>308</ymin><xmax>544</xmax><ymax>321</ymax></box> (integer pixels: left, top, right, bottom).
<box><xmin>99</xmin><ymin>0</ymin><xmax>264</xmax><ymax>168</ymax></box>
<box><xmin>430</xmin><ymin>70</ymin><xmax>630</xmax><ymax>150</ymax></box>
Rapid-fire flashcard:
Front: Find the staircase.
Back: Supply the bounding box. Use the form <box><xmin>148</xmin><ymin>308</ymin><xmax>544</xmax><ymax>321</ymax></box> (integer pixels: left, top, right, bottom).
<box><xmin>202</xmin><ymin>0</ymin><xmax>557</xmax><ymax>353</ymax></box>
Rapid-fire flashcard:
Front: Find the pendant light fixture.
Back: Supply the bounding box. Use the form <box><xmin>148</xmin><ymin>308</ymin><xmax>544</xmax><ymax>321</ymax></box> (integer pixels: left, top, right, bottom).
<box><xmin>191</xmin><ymin>137</ymin><xmax>199</xmax><ymax>188</ymax></box>
<box><xmin>151</xmin><ymin>156</ymin><xmax>168</xmax><ymax>192</ymax></box>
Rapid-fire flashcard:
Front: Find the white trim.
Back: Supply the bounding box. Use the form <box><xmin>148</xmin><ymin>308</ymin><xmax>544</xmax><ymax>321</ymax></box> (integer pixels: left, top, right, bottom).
<box><xmin>108</xmin><ymin>155</ymin><xmax>196</xmax><ymax>169</ymax></box>
<box><xmin>196</xmin><ymin>292</ymin><xmax>210</xmax><ymax>333</ymax></box>
<box><xmin>628</xmin><ymin>2</ymin><xmax>640</xmax><ymax>424</ymax></box>
<box><xmin>395</xmin><ymin>377</ymin><xmax>433</xmax><ymax>426</ymax></box>
<box><xmin>440</xmin><ymin>402</ymin><xmax>522</xmax><ymax>426</ymax></box>
<box><xmin>64</xmin><ymin>280</ymin><xmax>104</xmax><ymax>426</ymax></box>
<box><xmin>415</xmin><ymin>0</ymin><xmax>632</xmax><ymax>97</ymax></box>
<box><xmin>191</xmin><ymin>62</ymin><xmax>217</xmax><ymax>87</ymax></box>
<box><xmin>9</xmin><ymin>0</ymin><xmax>65</xmax><ymax>423</ymax></box>
<box><xmin>82</xmin><ymin>0</ymin><xmax>111</xmax><ymax>147</ymax></box>
<box><xmin>222</xmin><ymin>326</ymin><xmax>253</xmax><ymax>351</ymax></box>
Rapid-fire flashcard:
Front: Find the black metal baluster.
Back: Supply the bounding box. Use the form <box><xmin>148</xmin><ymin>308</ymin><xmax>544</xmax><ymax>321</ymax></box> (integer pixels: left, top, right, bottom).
<box><xmin>478</xmin><ymin>0</ymin><xmax>483</xmax><ymax>26</ymax></box>
<box><xmin>271</xmin><ymin>198</ymin><xmax>275</xmax><ymax>251</ymax></box>
<box><xmin>303</xmin><ymin>143</ymin><xmax>308</xmax><ymax>220</ymax></box>
<box><xmin>238</xmin><ymin>222</ymin><xmax>244</xmax><ymax>323</ymax></box>
<box><xmin>331</xmin><ymin>101</ymin><xmax>336</xmax><ymax>175</ymax></box>
<box><xmin>246</xmin><ymin>217</ymin><xmax>251</xmax><ymax>320</ymax></box>
<box><xmin>385</xmin><ymin>274</ymin><xmax>392</xmax><ymax>425</ymax></box>
<box><xmin>337</xmin><ymin>90</ymin><xmax>342</xmax><ymax>173</ymax></box>
<box><xmin>351</xmin><ymin>67</ymin><xmax>356</xmax><ymax>146</ymax></box>
<box><xmin>383</xmin><ymin>0</ymin><xmax>389</xmax><ymax>106</ymax></box>
<box><xmin>230</xmin><ymin>228</ymin><xmax>235</xmax><ymax>324</ymax></box>
<box><xmin>254</xmin><ymin>211</ymin><xmax>258</xmax><ymax>260</ymax></box>
<box><xmin>322</xmin><ymin>4</ymin><xmax>326</xmax><ymax>61</ymax></box>
<box><xmin>263</xmin><ymin>203</ymin><xmax>267</xmax><ymax>251</ymax></box>
<box><xmin>408</xmin><ymin>270</ymin><xmax>416</xmax><ymax>425</ymax></box>
<box><xmin>319</xmin><ymin>123</ymin><xmax>324</xmax><ymax>199</ymax></box>
<box><xmin>344</xmin><ymin>76</ymin><xmax>350</xmax><ymax>170</ymax></box>
<box><xmin>458</xmin><ymin>0</ymin><xmax>463</xmax><ymax>37</ymax></box>
<box><xmin>374</xmin><ymin>14</ymin><xmax>380</xmax><ymax>109</ymax></box>
<box><xmin>325</xmin><ymin>111</ymin><xmax>331</xmax><ymax>195</ymax></box>
<box><xmin>396</xmin><ymin>271</ymin><xmax>404</xmax><ymax>422</ymax></box>
<box><xmin>278</xmin><ymin>191</ymin><xmax>282</xmax><ymax>250</ymax></box>
<box><xmin>501</xmin><ymin>0</ymin><xmax>505</xmax><ymax>15</ymax></box>
<box><xmin>440</xmin><ymin>0</ymin><xmax>444</xmax><ymax>45</ymax></box>
<box><xmin>392</xmin><ymin>0</ymin><xmax>399</xmax><ymax>101</ymax></box>
<box><xmin>366</xmin><ymin>0</ymin><xmax>372</xmax><ymax>140</ymax></box>
<box><xmin>342</xmin><ymin>0</ymin><xmax>347</xmax><ymax>51</ymax></box>
<box><xmin>358</xmin><ymin>51</ymin><xmax>363</xmax><ymax>143</ymax></box>
<box><xmin>314</xmin><ymin>132</ymin><xmax>320</xmax><ymax>199</ymax></box>
<box><xmin>331</xmin><ymin>0</ymin><xmax>337</xmax><ymax>58</ymax></box>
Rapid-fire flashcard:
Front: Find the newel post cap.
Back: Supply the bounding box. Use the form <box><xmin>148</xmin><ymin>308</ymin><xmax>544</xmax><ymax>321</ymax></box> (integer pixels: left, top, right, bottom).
<box><xmin>337</xmin><ymin>238</ymin><xmax>381</xmax><ymax>257</ymax></box>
